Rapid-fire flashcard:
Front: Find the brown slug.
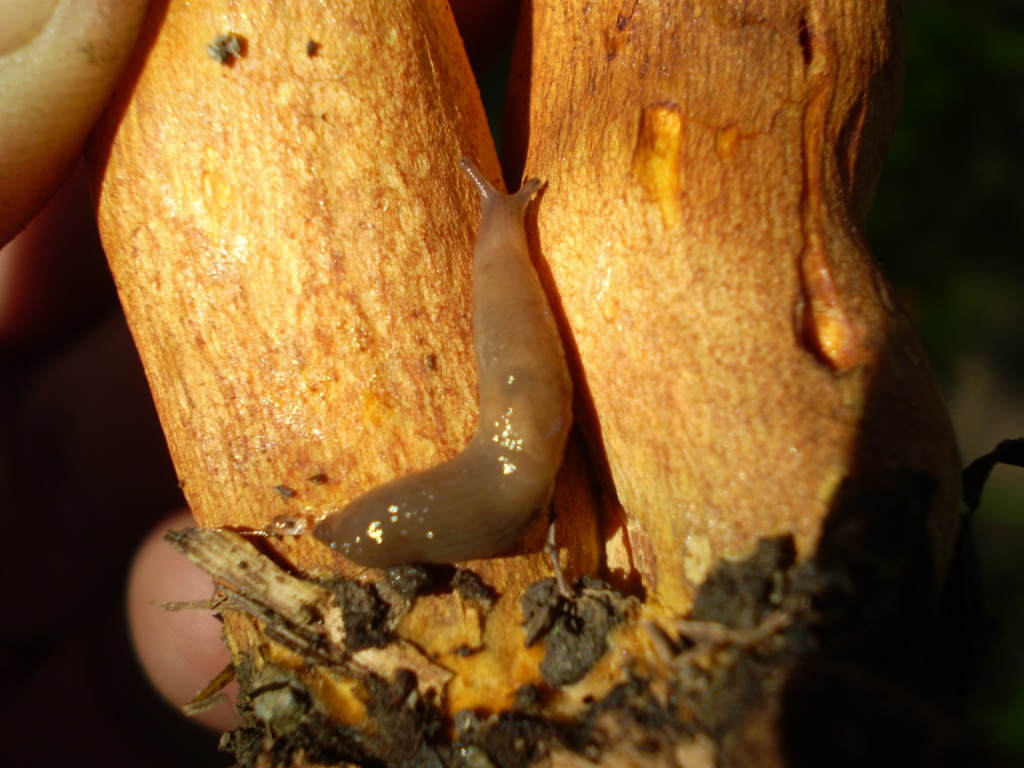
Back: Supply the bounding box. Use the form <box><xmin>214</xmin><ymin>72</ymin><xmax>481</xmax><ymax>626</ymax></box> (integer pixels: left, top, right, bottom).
<box><xmin>313</xmin><ymin>158</ymin><xmax>572</xmax><ymax>567</ymax></box>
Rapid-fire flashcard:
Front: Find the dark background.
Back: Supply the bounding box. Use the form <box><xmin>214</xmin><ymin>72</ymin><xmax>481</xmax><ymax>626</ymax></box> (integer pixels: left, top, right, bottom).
<box><xmin>865</xmin><ymin>1</ymin><xmax>1024</xmax><ymax>757</ymax></box>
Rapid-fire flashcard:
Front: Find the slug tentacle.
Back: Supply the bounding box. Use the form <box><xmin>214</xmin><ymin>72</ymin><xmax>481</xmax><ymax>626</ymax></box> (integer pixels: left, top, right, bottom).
<box><xmin>313</xmin><ymin>157</ymin><xmax>572</xmax><ymax>567</ymax></box>
<box><xmin>458</xmin><ymin>156</ymin><xmax>492</xmax><ymax>199</ymax></box>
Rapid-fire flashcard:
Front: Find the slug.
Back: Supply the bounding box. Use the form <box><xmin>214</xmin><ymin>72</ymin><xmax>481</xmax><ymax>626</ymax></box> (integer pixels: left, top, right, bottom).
<box><xmin>313</xmin><ymin>157</ymin><xmax>572</xmax><ymax>567</ymax></box>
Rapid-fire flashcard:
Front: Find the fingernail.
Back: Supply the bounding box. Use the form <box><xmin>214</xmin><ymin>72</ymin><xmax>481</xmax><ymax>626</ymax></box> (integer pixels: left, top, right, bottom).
<box><xmin>0</xmin><ymin>0</ymin><xmax>60</xmax><ymax>57</ymax></box>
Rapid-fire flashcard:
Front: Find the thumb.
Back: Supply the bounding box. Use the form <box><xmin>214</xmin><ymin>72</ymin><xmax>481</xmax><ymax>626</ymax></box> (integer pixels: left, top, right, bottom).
<box><xmin>0</xmin><ymin>0</ymin><xmax>150</xmax><ymax>245</ymax></box>
<box><xmin>127</xmin><ymin>510</ymin><xmax>240</xmax><ymax>733</ymax></box>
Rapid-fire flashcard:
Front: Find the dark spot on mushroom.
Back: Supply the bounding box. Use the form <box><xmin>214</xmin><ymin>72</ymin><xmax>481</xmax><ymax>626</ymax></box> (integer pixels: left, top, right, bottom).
<box><xmin>207</xmin><ymin>33</ymin><xmax>246</xmax><ymax>66</ymax></box>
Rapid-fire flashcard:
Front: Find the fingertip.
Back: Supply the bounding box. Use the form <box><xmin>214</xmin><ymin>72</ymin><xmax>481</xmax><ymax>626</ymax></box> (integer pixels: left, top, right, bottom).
<box><xmin>0</xmin><ymin>0</ymin><xmax>151</xmax><ymax>244</ymax></box>
<box><xmin>0</xmin><ymin>0</ymin><xmax>60</xmax><ymax>57</ymax></box>
<box><xmin>127</xmin><ymin>509</ymin><xmax>240</xmax><ymax>732</ymax></box>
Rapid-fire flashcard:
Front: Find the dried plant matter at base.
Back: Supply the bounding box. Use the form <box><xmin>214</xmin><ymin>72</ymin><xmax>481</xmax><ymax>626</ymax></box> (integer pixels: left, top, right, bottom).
<box><xmin>164</xmin><ymin>529</ymin><xmax>452</xmax><ymax>701</ymax></box>
<box><xmin>521</xmin><ymin>576</ymin><xmax>636</xmax><ymax>687</ymax></box>
<box><xmin>162</xmin><ymin>482</ymin><xmax>1020</xmax><ymax>768</ymax></box>
<box><xmin>164</xmin><ymin>528</ymin><xmax>832</xmax><ymax>767</ymax></box>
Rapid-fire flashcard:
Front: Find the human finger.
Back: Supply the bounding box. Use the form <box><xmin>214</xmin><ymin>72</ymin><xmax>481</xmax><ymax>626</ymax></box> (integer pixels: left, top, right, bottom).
<box><xmin>0</xmin><ymin>0</ymin><xmax>150</xmax><ymax>245</ymax></box>
<box><xmin>127</xmin><ymin>509</ymin><xmax>240</xmax><ymax>732</ymax></box>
